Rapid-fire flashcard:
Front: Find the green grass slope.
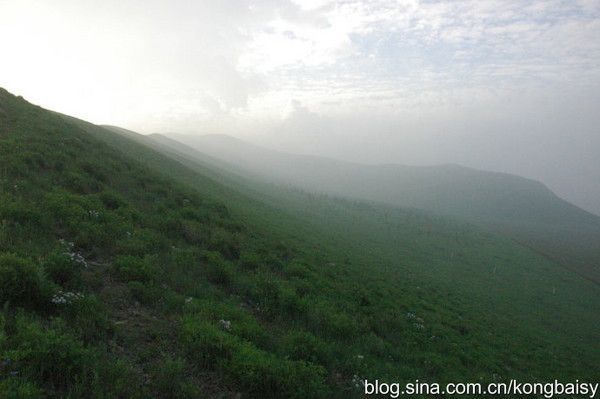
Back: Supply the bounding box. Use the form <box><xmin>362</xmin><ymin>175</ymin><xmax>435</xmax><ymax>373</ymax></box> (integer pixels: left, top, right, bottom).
<box><xmin>1</xmin><ymin>88</ymin><xmax>599</xmax><ymax>398</ymax></box>
<box><xmin>160</xmin><ymin>133</ymin><xmax>600</xmax><ymax>284</ymax></box>
<box><xmin>102</xmin><ymin>118</ymin><xmax>600</xmax><ymax>378</ymax></box>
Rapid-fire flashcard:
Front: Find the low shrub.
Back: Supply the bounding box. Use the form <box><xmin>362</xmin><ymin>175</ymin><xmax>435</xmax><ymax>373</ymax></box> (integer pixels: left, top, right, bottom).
<box><xmin>180</xmin><ymin>220</ymin><xmax>205</xmax><ymax>246</ymax></box>
<box><xmin>0</xmin><ymin>378</ymin><xmax>44</xmax><ymax>399</ymax></box>
<box><xmin>43</xmin><ymin>253</ymin><xmax>82</xmax><ymax>289</ymax></box>
<box><xmin>239</xmin><ymin>252</ymin><xmax>261</xmax><ymax>271</ymax></box>
<box><xmin>225</xmin><ymin>341</ymin><xmax>330</xmax><ymax>399</ymax></box>
<box><xmin>4</xmin><ymin>315</ymin><xmax>90</xmax><ymax>393</ymax></box>
<box><xmin>99</xmin><ymin>191</ymin><xmax>124</xmax><ymax>210</ymax></box>
<box><xmin>2</xmin><ymin>313</ymin><xmax>145</xmax><ymax>397</ymax></box>
<box><xmin>59</xmin><ymin>295</ymin><xmax>111</xmax><ymax>343</ymax></box>
<box><xmin>127</xmin><ymin>281</ymin><xmax>164</xmax><ymax>306</ymax></box>
<box><xmin>112</xmin><ymin>255</ymin><xmax>156</xmax><ymax>283</ymax></box>
<box><xmin>0</xmin><ymin>253</ymin><xmax>53</xmax><ymax>311</ymax></box>
<box><xmin>181</xmin><ymin>317</ymin><xmax>238</xmax><ymax>368</ymax></box>
<box><xmin>171</xmin><ymin>248</ymin><xmax>202</xmax><ymax>274</ymax></box>
<box><xmin>87</xmin><ymin>357</ymin><xmax>143</xmax><ymax>398</ymax></box>
<box><xmin>184</xmin><ymin>300</ymin><xmax>268</xmax><ymax>346</ymax></box>
<box><xmin>0</xmin><ymin>201</ymin><xmax>44</xmax><ymax>227</ymax></box>
<box><xmin>149</xmin><ymin>356</ymin><xmax>200</xmax><ymax>399</ymax></box>
<box><xmin>202</xmin><ymin>251</ymin><xmax>234</xmax><ymax>287</ymax></box>
<box><xmin>181</xmin><ymin>317</ymin><xmax>329</xmax><ymax>399</ymax></box>
<box><xmin>207</xmin><ymin>228</ymin><xmax>240</xmax><ymax>260</ymax></box>
<box><xmin>284</xmin><ymin>261</ymin><xmax>311</xmax><ymax>279</ymax></box>
<box><xmin>279</xmin><ymin>287</ymin><xmax>308</xmax><ymax>318</ymax></box>
<box><xmin>280</xmin><ymin>330</ymin><xmax>330</xmax><ymax>365</ymax></box>
<box><xmin>115</xmin><ymin>229</ymin><xmax>166</xmax><ymax>258</ymax></box>
<box><xmin>308</xmin><ymin>303</ymin><xmax>359</xmax><ymax>340</ymax></box>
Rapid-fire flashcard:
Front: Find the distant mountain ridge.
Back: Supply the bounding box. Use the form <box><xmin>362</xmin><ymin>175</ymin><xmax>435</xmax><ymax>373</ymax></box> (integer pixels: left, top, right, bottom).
<box><xmin>159</xmin><ymin>134</ymin><xmax>597</xmax><ymax>222</ymax></box>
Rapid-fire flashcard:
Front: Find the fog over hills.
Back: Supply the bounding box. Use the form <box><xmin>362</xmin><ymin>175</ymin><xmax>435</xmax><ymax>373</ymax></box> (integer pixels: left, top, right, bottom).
<box><xmin>155</xmin><ymin>132</ymin><xmax>600</xmax><ymax>283</ymax></box>
<box><xmin>163</xmin><ymin>133</ymin><xmax>596</xmax><ymax>222</ymax></box>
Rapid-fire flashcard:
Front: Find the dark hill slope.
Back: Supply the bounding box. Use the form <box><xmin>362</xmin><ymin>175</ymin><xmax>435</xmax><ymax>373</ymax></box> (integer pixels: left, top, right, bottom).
<box><xmin>1</xmin><ymin>89</ymin><xmax>599</xmax><ymax>397</ymax></box>
<box><xmin>160</xmin><ymin>133</ymin><xmax>600</xmax><ymax>283</ymax></box>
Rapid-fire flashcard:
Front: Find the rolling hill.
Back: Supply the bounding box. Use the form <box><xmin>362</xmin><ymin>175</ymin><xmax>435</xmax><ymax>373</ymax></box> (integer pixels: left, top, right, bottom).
<box><xmin>1</xmin><ymin>88</ymin><xmax>599</xmax><ymax>398</ymax></box>
<box><xmin>156</xmin><ymin>133</ymin><xmax>600</xmax><ymax>284</ymax></box>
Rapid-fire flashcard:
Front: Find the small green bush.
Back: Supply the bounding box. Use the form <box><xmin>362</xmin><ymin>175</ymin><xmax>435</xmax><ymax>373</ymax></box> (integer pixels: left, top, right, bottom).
<box><xmin>184</xmin><ymin>300</ymin><xmax>268</xmax><ymax>346</ymax></box>
<box><xmin>225</xmin><ymin>341</ymin><xmax>330</xmax><ymax>399</ymax></box>
<box><xmin>61</xmin><ymin>171</ymin><xmax>100</xmax><ymax>194</ymax></box>
<box><xmin>99</xmin><ymin>191</ymin><xmax>124</xmax><ymax>210</ymax></box>
<box><xmin>239</xmin><ymin>252</ymin><xmax>261</xmax><ymax>271</ymax></box>
<box><xmin>0</xmin><ymin>201</ymin><xmax>44</xmax><ymax>227</ymax></box>
<box><xmin>127</xmin><ymin>281</ymin><xmax>164</xmax><ymax>306</ymax></box>
<box><xmin>5</xmin><ymin>315</ymin><xmax>90</xmax><ymax>393</ymax></box>
<box><xmin>181</xmin><ymin>317</ymin><xmax>238</xmax><ymax>368</ymax></box>
<box><xmin>0</xmin><ymin>378</ymin><xmax>44</xmax><ymax>399</ymax></box>
<box><xmin>115</xmin><ymin>229</ymin><xmax>166</xmax><ymax>257</ymax></box>
<box><xmin>43</xmin><ymin>253</ymin><xmax>82</xmax><ymax>289</ymax></box>
<box><xmin>180</xmin><ymin>220</ymin><xmax>204</xmax><ymax>245</ymax></box>
<box><xmin>202</xmin><ymin>251</ymin><xmax>234</xmax><ymax>286</ymax></box>
<box><xmin>60</xmin><ymin>295</ymin><xmax>111</xmax><ymax>343</ymax></box>
<box><xmin>182</xmin><ymin>317</ymin><xmax>329</xmax><ymax>399</ymax></box>
<box><xmin>308</xmin><ymin>303</ymin><xmax>359</xmax><ymax>340</ymax></box>
<box><xmin>0</xmin><ymin>254</ymin><xmax>52</xmax><ymax>311</ymax></box>
<box><xmin>87</xmin><ymin>357</ymin><xmax>144</xmax><ymax>398</ymax></box>
<box><xmin>149</xmin><ymin>356</ymin><xmax>200</xmax><ymax>399</ymax></box>
<box><xmin>279</xmin><ymin>287</ymin><xmax>308</xmax><ymax>318</ymax></box>
<box><xmin>112</xmin><ymin>255</ymin><xmax>156</xmax><ymax>283</ymax></box>
<box><xmin>208</xmin><ymin>228</ymin><xmax>240</xmax><ymax>260</ymax></box>
<box><xmin>280</xmin><ymin>330</ymin><xmax>330</xmax><ymax>365</ymax></box>
<box><xmin>171</xmin><ymin>248</ymin><xmax>201</xmax><ymax>274</ymax></box>
<box><xmin>252</xmin><ymin>275</ymin><xmax>281</xmax><ymax>315</ymax></box>
<box><xmin>44</xmin><ymin>192</ymin><xmax>87</xmax><ymax>230</ymax></box>
<box><xmin>284</xmin><ymin>261</ymin><xmax>311</xmax><ymax>279</ymax></box>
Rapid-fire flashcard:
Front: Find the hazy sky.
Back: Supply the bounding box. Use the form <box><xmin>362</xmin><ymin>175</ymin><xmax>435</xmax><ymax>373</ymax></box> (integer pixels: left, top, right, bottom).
<box><xmin>1</xmin><ymin>0</ymin><xmax>599</xmax><ymax>214</ymax></box>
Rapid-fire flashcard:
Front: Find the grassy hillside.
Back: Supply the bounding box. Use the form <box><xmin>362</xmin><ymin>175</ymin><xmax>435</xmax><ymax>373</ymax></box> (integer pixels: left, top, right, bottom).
<box><xmin>162</xmin><ymin>133</ymin><xmax>600</xmax><ymax>284</ymax></box>
<box><xmin>1</xmin><ymin>88</ymin><xmax>599</xmax><ymax>398</ymax></box>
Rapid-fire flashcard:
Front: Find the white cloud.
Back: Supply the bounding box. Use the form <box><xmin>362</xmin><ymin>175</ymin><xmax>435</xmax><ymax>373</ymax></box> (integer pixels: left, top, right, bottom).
<box><xmin>2</xmin><ymin>0</ymin><xmax>599</xmax><ymax>126</ymax></box>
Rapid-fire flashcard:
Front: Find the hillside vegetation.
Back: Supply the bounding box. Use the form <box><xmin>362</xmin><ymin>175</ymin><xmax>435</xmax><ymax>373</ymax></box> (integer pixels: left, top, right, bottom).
<box><xmin>160</xmin><ymin>133</ymin><xmax>600</xmax><ymax>283</ymax></box>
<box><xmin>1</xmin><ymin>88</ymin><xmax>599</xmax><ymax>398</ymax></box>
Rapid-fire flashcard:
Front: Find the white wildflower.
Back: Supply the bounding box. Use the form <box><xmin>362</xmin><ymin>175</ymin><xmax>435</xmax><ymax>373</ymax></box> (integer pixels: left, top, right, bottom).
<box><xmin>51</xmin><ymin>290</ymin><xmax>84</xmax><ymax>305</ymax></box>
<box><xmin>66</xmin><ymin>251</ymin><xmax>87</xmax><ymax>267</ymax></box>
<box><xmin>351</xmin><ymin>374</ymin><xmax>364</xmax><ymax>389</ymax></box>
<box><xmin>219</xmin><ymin>319</ymin><xmax>232</xmax><ymax>331</ymax></box>
<box><xmin>87</xmin><ymin>210</ymin><xmax>100</xmax><ymax>218</ymax></box>
<box><xmin>59</xmin><ymin>239</ymin><xmax>75</xmax><ymax>250</ymax></box>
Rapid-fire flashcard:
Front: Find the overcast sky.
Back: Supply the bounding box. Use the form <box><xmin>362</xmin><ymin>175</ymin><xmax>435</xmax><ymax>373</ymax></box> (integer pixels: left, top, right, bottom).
<box><xmin>1</xmin><ymin>0</ymin><xmax>599</xmax><ymax>214</ymax></box>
